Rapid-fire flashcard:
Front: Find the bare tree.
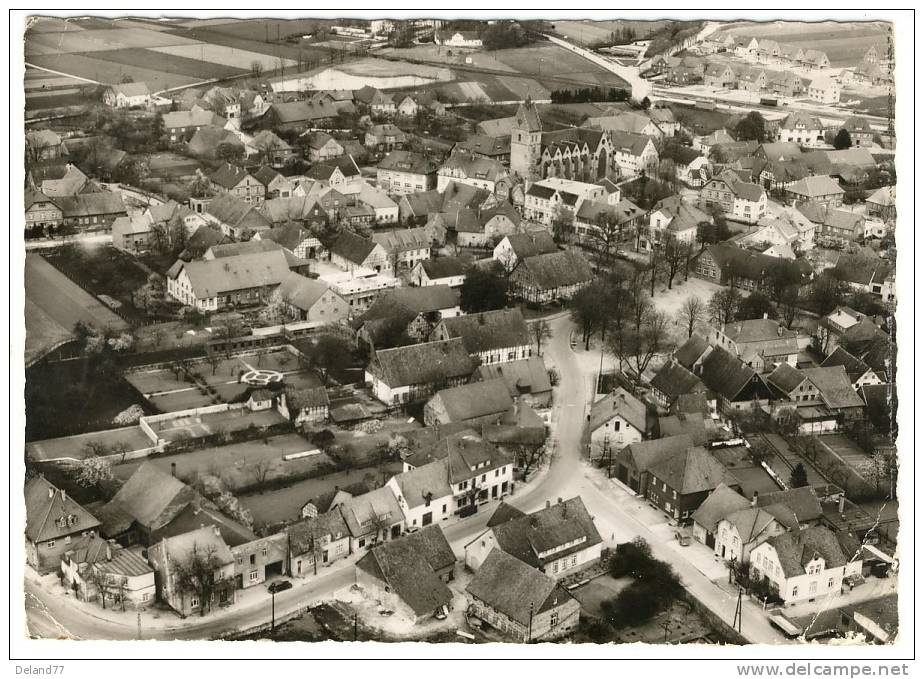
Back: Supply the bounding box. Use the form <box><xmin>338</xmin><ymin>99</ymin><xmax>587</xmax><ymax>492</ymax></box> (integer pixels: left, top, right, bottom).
<box><xmin>530</xmin><ymin>319</ymin><xmax>553</xmax><ymax>356</ymax></box>
<box><xmin>171</xmin><ymin>543</ymin><xmax>230</xmax><ymax>617</ymax></box>
<box><xmin>206</xmin><ymin>353</ymin><xmax>222</xmax><ymax>377</ymax></box>
<box><xmin>662</xmin><ymin>235</ymin><xmax>691</xmax><ymax>290</ymax></box>
<box><xmin>679</xmin><ymin>296</ymin><xmax>707</xmax><ymax>339</ymax></box>
<box><xmin>251</xmin><ymin>459</ymin><xmax>273</xmax><ymax>492</ymax></box>
<box><xmin>627</xmin><ymin>309</ymin><xmax>672</xmax><ymax>377</ymax></box>
<box><xmin>708</xmin><ymin>287</ymin><xmax>742</xmax><ymax>326</ymax></box>
<box><xmin>589</xmin><ymin>211</ymin><xmax>622</xmax><ymax>264</ymax></box>
<box><xmin>250</xmin><ymin>60</ymin><xmax>264</xmax><ymax>78</ymax></box>
<box><xmin>779</xmin><ymin>285</ymin><xmax>800</xmax><ymax>329</ymax></box>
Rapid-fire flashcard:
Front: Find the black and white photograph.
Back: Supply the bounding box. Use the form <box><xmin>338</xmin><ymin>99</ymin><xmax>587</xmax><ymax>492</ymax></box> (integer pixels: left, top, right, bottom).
<box><xmin>10</xmin><ymin>6</ymin><xmax>915</xmax><ymax>673</ymax></box>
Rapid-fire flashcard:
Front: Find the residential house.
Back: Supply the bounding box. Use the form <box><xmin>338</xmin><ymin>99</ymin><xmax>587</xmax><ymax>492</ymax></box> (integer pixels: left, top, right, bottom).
<box><xmin>777</xmin><ymin>112</ymin><xmax>825</xmax><ymax>147</ymax></box>
<box><xmin>329</xmin><ymin>230</ymin><xmax>388</xmax><ymax>273</ymax></box>
<box><xmin>694</xmin><ymin>128</ymin><xmax>735</xmax><ymax>155</ymax></box>
<box><xmin>696</xmin><ymin>345</ymin><xmax>775</xmax><ymax>414</ymax></box>
<box><xmin>386</xmin><ymin>459</ymin><xmax>455</xmax><ymax>531</ymax></box>
<box><xmin>423</xmin><ymin>380</ymin><xmax>514</xmax><ymax>427</ymax></box>
<box><xmin>354</xmin><ymin>525</ymin><xmax>456</xmax><ymax>623</ymax></box>
<box><xmin>437</xmin><ymin>152</ymin><xmax>511</xmax><ymax>196</ymax></box>
<box><xmin>163</xmin><ymin>109</ymin><xmax>226</xmax><ymax>143</ymax></box>
<box><xmin>714</xmin><ymin>507</ymin><xmax>787</xmax><ymax>564</ymax></box>
<box><xmin>209</xmin><ymin>164</ymin><xmax>264</xmax><ymax>204</ymax></box>
<box><xmin>454</xmin><ymin>134</ymin><xmax>511</xmax><ymax>165</ymax></box>
<box><xmin>573</xmin><ymin>198</ymin><xmax>646</xmax><ymax>248</ymax></box>
<box><xmin>588</xmin><ymin>388</ymin><xmax>649</xmax><ymax>460</ymax></box>
<box><xmin>253</xmin><ymin>166</ymin><xmax>294</xmax><ymax>200</ymax></box>
<box><xmin>691</xmin><ymin>483</ymin><xmax>751</xmax><ymax>548</ymax></box>
<box><xmin>865</xmin><ymin>186</ymin><xmax>895</xmax><ymax>222</ymax></box>
<box><xmin>305</xmin><ymin>155</ymin><xmax>362</xmax><ymax>188</ymax></box>
<box><xmin>187</xmin><ymin>126</ymin><xmax>244</xmax><ymax>160</ymax></box>
<box><xmin>701</xmin><ymin>170</ymin><xmax>767</xmax><ymax>224</ymax></box>
<box><xmin>466</xmin><ymin>548</ymin><xmax>580</xmax><ymax>642</ymax></box>
<box><xmin>372</xmin><ymin>227</ymin><xmax>435</xmax><ymax>270</ymax></box>
<box><xmin>287</xmin><ymin>510</ymin><xmax>351</xmax><ymax>577</ymax></box>
<box><xmin>275</xmin><ymin>271</ymin><xmax>348</xmax><ymax>323</ymax></box>
<box><xmin>111</xmin><ymin>214</ymin><xmax>154</xmax><ymax>254</ymax></box>
<box><xmin>430</xmin><ymin>308</ymin><xmax>532</xmax><ymax>366</ymax></box>
<box><xmin>365</xmin><ymin>338</ymin><xmax>476</xmax><ymax>406</ymax></box>
<box><xmin>394</xmin><ymin>94</ymin><xmax>419</xmax><ymax>118</ymax></box>
<box><xmin>376</xmin><ymin>151</ymin><xmax>438</xmax><ymax>196</ymax></box>
<box><xmin>103</xmin><ymin>82</ymin><xmax>151</xmax><ymax>108</ymax></box>
<box><xmin>642</xmin><ymin>195</ymin><xmax>711</xmax><ymax>251</ymax></box>
<box><xmin>840</xmin><ymin>117</ymin><xmax>875</xmax><ymax>148</ymax></box>
<box><xmin>749</xmin><ymin>526</ymin><xmax>860</xmax><ymax>606</ymax></box>
<box><xmin>649</xmin><ymin>359</ymin><xmax>709</xmax><ymax>410</ymax></box>
<box><xmin>25</xmin><ymin>476</ymin><xmax>101</xmax><ymax>571</ymax></box>
<box><xmin>737</xmin><ymin>67</ymin><xmax>768</xmax><ymax>92</ymax></box>
<box><xmin>60</xmin><ymin>535</ymin><xmax>155</xmax><ymax>608</ymax></box>
<box><xmin>147</xmin><ymin>526</ymin><xmax>237</xmax><ymax>616</ymax></box>
<box><xmin>256</xmin><ymin>100</ymin><xmax>337</xmax><ymax>134</ymax></box>
<box><xmin>611</xmin><ymin>434</ymin><xmax>696</xmax><ymax>495</ymax></box>
<box><xmin>26</xmin><ymin>129</ymin><xmax>68</xmax><ymax>161</ymax></box>
<box><xmin>303</xmin><ymin>132</ymin><xmax>344</xmax><ymax>163</ymax></box>
<box><xmin>464</xmin><ymin>497</ymin><xmax>603</xmax><ymax>578</ymax></box>
<box><xmin>801</xmin><ymin>50</ymin><xmax>831</xmax><ymax>70</ymax></box>
<box><xmin>509</xmin><ymin>250</ymin><xmax>595</xmax><ymax>304</ymax></box>
<box><xmin>587</xmin><ymin>111</ymin><xmax>663</xmax><ymax>138</ymax></box>
<box><xmin>364</xmin><ymin>124</ymin><xmax>409</xmax><ymax>157</ymax></box>
<box><xmin>199</xmin><ymin>193</ymin><xmax>272</xmax><ymax>240</ymax></box>
<box><xmin>703</xmin><ymin>62</ymin><xmax>737</xmax><ymax>88</ymax></box>
<box><xmin>255</xmin><ymin>219</ymin><xmax>324</xmax><ymax>259</ymax></box>
<box><xmin>710</xmin><ymin>318</ymin><xmax>801</xmax><ymax>373</ymax></box>
<box><xmin>800</xmin><ymin>366</ymin><xmax>867</xmax><ymax>422</ymax></box>
<box><xmin>333</xmin><ymin>486</ymin><xmax>406</xmax><ymax>551</ymax></box>
<box><xmin>411</xmin><ymin>257</ymin><xmax>467</xmax><ymax>288</ymax></box>
<box><xmin>693</xmin><ymin>243</ymin><xmax>808</xmax><ymax>293</ymax></box>
<box><xmin>278</xmin><ymin>385</ymin><xmax>330</xmax><ymax>425</ymax></box>
<box><xmin>245</xmin><ymin>130</ymin><xmax>294</xmax><ymax>167</ymax></box>
<box><xmin>435</xmin><ymin>31</ymin><xmax>483</xmax><ymax>48</ymax></box>
<box><xmin>231</xmin><ymin>534</ymin><xmax>288</xmax><ymax>589</ymax></box>
<box><xmin>767</xmin><ymin>71</ymin><xmax>807</xmax><ymax>98</ymax></box>
<box><xmin>166</xmin><ymin>248</ymin><xmax>293</xmax><ymax>311</ymax></box>
<box><xmin>808</xmin><ymin>76</ymin><xmax>840</xmax><ymax>104</ymax></box>
<box><xmin>473</xmin><ymin>356</ymin><xmax>553</xmax><ymax>407</ymax></box>
<box><xmin>355</xmin><ymin>285</ymin><xmax>461</xmax><ymax>350</ymax></box>
<box><xmin>609</xmin><ymin>131</ymin><xmax>659</xmax><ymax>177</ymax></box>
<box><xmin>24</xmin><ymin>189</ymin><xmax>64</xmax><ymax>234</ymax></box>
<box><xmin>786</xmin><ymin>175</ymin><xmax>845</xmax><ymax>209</ymax></box>
<box><xmin>450</xmin><ymin>201</ymin><xmax>521</xmax><ymax>249</ymax></box>
<box><xmin>820</xmin><ymin>347</ymin><xmax>883</xmax><ymax>390</ymax></box>
<box><xmin>646</xmin><ymin>446</ymin><xmax>740</xmax><ymax>520</ymax></box>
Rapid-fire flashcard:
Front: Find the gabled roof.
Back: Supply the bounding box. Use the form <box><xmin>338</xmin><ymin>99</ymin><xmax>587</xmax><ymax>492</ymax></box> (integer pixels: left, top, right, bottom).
<box><xmin>369</xmin><ymin>338</ymin><xmax>476</xmax><ymax>388</ymax></box>
<box><xmin>648</xmin><ymin>446</ymin><xmax>738</xmax><ymax>495</ymax></box>
<box><xmin>265</xmin><ymin>100</ymin><xmax>337</xmax><ymax>124</ymax></box>
<box><xmin>108</xmin><ymin>82</ymin><xmax>150</xmax><ymax>98</ymax></box>
<box><xmin>787</xmin><ymin>175</ymin><xmax>845</xmax><ymax>198</ymax></box>
<box><xmin>491</xmin><ymin>497</ymin><xmax>602</xmax><ymax>569</ymax></box>
<box><xmin>722</xmin><ymin>507</ymin><xmax>780</xmax><ymax>545</ymax></box>
<box><xmin>501</xmin><ymin>230</ymin><xmax>557</xmax><ymax>259</ymax></box>
<box><xmin>514</xmin><ymin>250</ymin><xmax>594</xmax><ymax>290</ymax></box>
<box><xmin>765</xmin><ymin>526</ymin><xmax>847</xmax><ymax>578</ymax></box>
<box><xmin>370</xmin><ymin>285</ymin><xmax>460</xmax><ymax>316</ymax></box>
<box><xmin>609</xmin><ymin>131</ymin><xmax>656</xmax><ymax>157</ymax></box>
<box><xmin>329</xmin><ymin>229</ymin><xmax>377</xmax><ymax>265</ymax></box>
<box><xmin>658</xmin><ymin>412</ymin><xmax>712</xmax><ymax>446</ymax></box>
<box><xmin>356</xmin><ymin>525</ymin><xmax>455</xmax><ymax>616</ymax></box>
<box><xmin>249</xmin><ymin>129</ymin><xmax>292</xmax><ymax>152</ymax></box>
<box><xmin>699</xmin><ymin>345</ymin><xmax>767</xmax><ymax>402</ymax></box>
<box><xmin>105</xmin><ymin>462</ymin><xmax>197</xmax><ymax>532</ymax></box>
<box><xmin>57</xmin><ymin>192</ymin><xmax>127</xmax><ymax>218</ymax></box>
<box><xmin>755</xmin><ymin>487</ymin><xmax>823</xmax><ymax>524</ymax></box>
<box><xmin>439</xmin><ymin>151</ymin><xmax>508</xmax><ymax>183</ymax></box>
<box><xmin>149</xmin><ymin>526</ymin><xmax>234</xmax><ymax>571</ymax></box>
<box><xmin>288</xmin><ymin>509</ymin><xmax>350</xmax><ymax>554</ymax></box>
<box><xmin>171</xmin><ymin>249</ymin><xmax>292</xmax><ymax>299</ymax></box>
<box><xmin>372</xmin><ymin>227</ymin><xmax>432</xmax><ymax>253</ymax></box>
<box><xmin>391</xmin><ymin>457</ymin><xmax>453</xmax><ymax>509</ymax></box>
<box><xmin>455</xmin><ymin>134</ymin><xmax>511</xmax><ymax>157</ymax></box>
<box><xmin>419</xmin><ymin>256</ymin><xmax>466</xmax><ymax>280</ymax></box>
<box><xmin>159</xmin><ymin>502</ymin><xmax>256</xmax><ymax>547</ymax></box>
<box><xmin>475</xmin><ymin>356</ymin><xmax>552</xmax><ymax>398</ymax></box>
<box><xmin>285</xmin><ymin>385</ymin><xmax>330</xmax><ymax>411</ymax></box>
<box><xmin>674</xmin><ymin>335</ymin><xmax>710</xmax><ymax>369</ymax></box>
<box><xmin>205</xmin><ymin>193</ymin><xmax>272</xmax><ymax>231</ymax></box>
<box><xmin>210</xmin><ymin>163</ymin><xmax>254</xmax><ymax>189</ymax></box>
<box><xmin>306</xmin><ymin>154</ymin><xmax>361</xmax><ymax>181</ymax></box>
<box><xmin>436</xmin><ymin>308</ymin><xmax>530</xmax><ymax>355</ymax></box>
<box><xmin>650</xmin><ymin>360</ymin><xmax>707</xmax><ymax>403</ymax></box>
<box><xmin>589</xmin><ymin>388</ymin><xmax>647</xmax><ymax>433</ymax></box>
<box><xmin>429</xmin><ymin>379</ymin><xmax>514</xmax><ymax>423</ymax></box>
<box><xmin>252</xmin><ymin>165</ymin><xmax>284</xmax><ymax>188</ymax></box>
<box><xmin>25</xmin><ymin>476</ymin><xmax>101</xmax><ymax>543</ymax></box>
<box><xmin>821</xmin><ymin>347</ymin><xmax>873</xmax><ymax>383</ymax></box>
<box><xmin>801</xmin><ymin>366</ymin><xmax>866</xmax><ymax>409</ymax></box>
<box><xmin>780</xmin><ymin>111</ymin><xmax>823</xmax><ymax>130</ymax></box>
<box><xmin>187</xmin><ymin>126</ymin><xmax>242</xmax><ymax>158</ymax></box>
<box><xmin>377</xmin><ymin>150</ymin><xmax>437</xmax><ymax>176</ymax></box>
<box><xmin>487</xmin><ymin>502</ymin><xmax>526</xmax><ymax>528</ymax></box>
<box><xmin>691</xmin><ymin>483</ymin><xmax>751</xmax><ymax>533</ymax></box>
<box><xmin>277</xmin><ymin>271</ymin><xmax>333</xmax><ymax>311</ymax></box>
<box><xmin>767</xmin><ymin>362</ymin><xmax>808</xmax><ymax>395</ymax></box>
<box><xmin>24</xmin><ymin>188</ymin><xmax>62</xmax><ymax>211</ymax></box>
<box><xmin>466</xmin><ymin>548</ymin><xmax>574</xmax><ymax>626</ymax></box>
<box><xmin>163</xmin><ymin>109</ymin><xmax>225</xmax><ymax>130</ymax></box>
<box><xmin>622</xmin><ymin>434</ymin><xmax>695</xmax><ymax>475</ymax></box>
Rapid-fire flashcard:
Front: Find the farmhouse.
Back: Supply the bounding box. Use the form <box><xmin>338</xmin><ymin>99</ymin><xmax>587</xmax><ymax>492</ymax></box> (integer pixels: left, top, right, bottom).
<box><xmin>376</xmin><ymin>151</ymin><xmax>438</xmax><ymax>196</ymax></box>
<box><xmin>278</xmin><ymin>385</ymin><xmax>331</xmax><ymax>425</ymax></box>
<box><xmin>200</xmin><ymin>193</ymin><xmax>272</xmax><ymax>239</ymax></box>
<box><xmin>646</xmin><ymin>446</ymin><xmax>740</xmax><ymax>521</ymax></box>
<box><xmin>588</xmin><ymin>388</ymin><xmax>649</xmax><ymax>456</ymax></box>
<box><xmin>786</xmin><ymin>175</ymin><xmax>845</xmax><ymax>209</ymax></box>
<box><xmin>103</xmin><ymin>82</ymin><xmax>151</xmax><ymax>108</ymax></box>
<box><xmin>365</xmin><ymin>338</ymin><xmax>476</xmax><ymax>406</ymax></box>
<box><xmin>275</xmin><ymin>271</ymin><xmax>348</xmax><ymax>323</ymax></box>
<box><xmin>430</xmin><ymin>308</ymin><xmax>532</xmax><ymax>366</ymax></box>
<box><xmin>411</xmin><ymin>257</ymin><xmax>467</xmax><ymax>288</ymax></box>
<box><xmin>60</xmin><ymin>535</ymin><xmax>155</xmax><ymax>609</ymax></box>
<box><xmin>424</xmin><ymin>379</ymin><xmax>514</xmax><ymax>427</ymax></box>
<box><xmin>209</xmin><ymin>163</ymin><xmax>266</xmax><ymax>204</ymax></box>
<box><xmin>25</xmin><ymin>476</ymin><xmax>101</xmax><ymax>571</ymax></box>
<box><xmin>509</xmin><ymin>250</ymin><xmax>595</xmax><ymax>304</ymax></box>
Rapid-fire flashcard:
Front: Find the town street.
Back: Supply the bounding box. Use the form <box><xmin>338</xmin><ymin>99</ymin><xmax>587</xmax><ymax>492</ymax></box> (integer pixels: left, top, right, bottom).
<box><xmin>25</xmin><ymin>315</ymin><xmax>783</xmax><ymax>644</ymax></box>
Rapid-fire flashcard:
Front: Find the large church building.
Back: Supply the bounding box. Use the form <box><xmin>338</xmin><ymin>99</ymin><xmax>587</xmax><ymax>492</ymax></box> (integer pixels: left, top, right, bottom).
<box><xmin>510</xmin><ymin>101</ymin><xmax>614</xmax><ymax>183</ymax></box>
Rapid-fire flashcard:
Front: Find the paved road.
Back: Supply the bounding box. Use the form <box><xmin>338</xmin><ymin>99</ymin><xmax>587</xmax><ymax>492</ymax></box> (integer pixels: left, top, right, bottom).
<box><xmin>25</xmin><ymin>316</ymin><xmax>783</xmax><ymax>643</ymax></box>
<box><xmin>543</xmin><ymin>34</ymin><xmax>652</xmax><ymax>101</ymax></box>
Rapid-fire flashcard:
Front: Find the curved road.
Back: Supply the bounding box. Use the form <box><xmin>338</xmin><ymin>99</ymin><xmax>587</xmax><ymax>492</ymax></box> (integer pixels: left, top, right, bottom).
<box><xmin>25</xmin><ymin>316</ymin><xmax>782</xmax><ymax>643</ymax></box>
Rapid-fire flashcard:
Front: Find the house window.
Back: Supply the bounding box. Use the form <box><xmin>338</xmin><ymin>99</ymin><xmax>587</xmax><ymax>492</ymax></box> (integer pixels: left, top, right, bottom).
<box><xmin>262</xmin><ymin>548</ymin><xmax>267</xmax><ymax>557</ymax></box>
<box><xmin>250</xmin><ymin>554</ymin><xmax>256</xmax><ymax>565</ymax></box>
<box><xmin>809</xmin><ymin>581</ymin><xmax>817</xmax><ymax>594</ymax></box>
<box><xmin>791</xmin><ymin>586</ymin><xmax>798</xmax><ymax>598</ymax></box>
<box><xmin>47</xmin><ymin>540</ymin><xmax>55</xmax><ymax>548</ymax></box>
<box><xmin>142</xmin><ymin>592</ymin><xmax>150</xmax><ymax>602</ymax></box>
<box><xmin>828</xmin><ymin>577</ymin><xmax>835</xmax><ymax>589</ymax></box>
<box><xmin>190</xmin><ymin>597</ymin><xmax>200</xmax><ymax>608</ymax></box>
<box><xmin>250</xmin><ymin>571</ymin><xmax>259</xmax><ymax>582</ymax></box>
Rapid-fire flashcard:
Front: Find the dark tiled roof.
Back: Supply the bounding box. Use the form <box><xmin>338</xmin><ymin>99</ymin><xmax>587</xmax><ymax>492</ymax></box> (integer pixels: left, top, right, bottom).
<box><xmin>436</xmin><ymin>308</ymin><xmax>530</xmax><ymax>355</ymax></box>
<box><xmin>691</xmin><ymin>483</ymin><xmax>750</xmax><ymax>533</ymax></box>
<box><xmin>514</xmin><ymin>250</ymin><xmax>594</xmax><ymax>290</ymax></box>
<box><xmin>329</xmin><ymin>229</ymin><xmax>376</xmax><ymax>265</ymax></box>
<box><xmin>650</xmin><ymin>361</ymin><xmax>707</xmax><ymax>403</ymax></box>
<box><xmin>355</xmin><ymin>525</ymin><xmax>455</xmax><ymax>616</ymax></box>
<box><xmin>589</xmin><ymin>388</ymin><xmax>648</xmax><ymax>433</ymax></box>
<box><xmin>699</xmin><ymin>346</ymin><xmax>765</xmax><ymax>402</ymax></box>
<box><xmin>502</xmin><ymin>231</ymin><xmax>557</xmax><ymax>259</ymax></box>
<box><xmin>210</xmin><ymin>163</ymin><xmax>252</xmax><ymax>189</ymax></box>
<box><xmin>106</xmin><ymin>462</ymin><xmax>197</xmax><ymax>532</ymax></box>
<box><xmin>420</xmin><ymin>256</ymin><xmax>466</xmax><ymax>280</ymax></box>
<box><xmin>755</xmin><ymin>487</ymin><xmax>823</xmax><ymax>524</ymax></box>
<box><xmin>369</xmin><ymin>339</ymin><xmax>476</xmax><ymax>388</ymax></box>
<box><xmin>466</xmin><ymin>548</ymin><xmax>574</xmax><ymax>626</ymax></box>
<box><xmin>674</xmin><ymin>335</ymin><xmax>710</xmax><ymax>370</ymax></box>
<box><xmin>486</xmin><ymin>502</ymin><xmax>526</xmax><ymax>527</ymax></box>
<box><xmin>428</xmin><ymin>380</ymin><xmax>513</xmax><ymax>423</ymax></box>
<box><xmin>648</xmin><ymin>446</ymin><xmax>738</xmax><ymax>495</ymax></box>
<box><xmin>767</xmin><ymin>362</ymin><xmax>807</xmax><ymax>395</ymax></box>
<box><xmin>25</xmin><ymin>476</ymin><xmax>101</xmax><ymax>543</ymax></box>
<box><xmin>766</xmin><ymin>526</ymin><xmax>847</xmax><ymax>578</ymax></box>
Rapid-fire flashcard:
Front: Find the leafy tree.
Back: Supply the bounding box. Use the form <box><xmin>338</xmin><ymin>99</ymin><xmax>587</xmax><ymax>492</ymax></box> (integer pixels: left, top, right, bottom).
<box><xmin>735</xmin><ymin>111</ymin><xmax>768</xmax><ymax>142</ymax></box>
<box><xmin>309</xmin><ymin>334</ymin><xmax>352</xmax><ymax>385</ymax></box>
<box><xmin>805</xmin><ymin>274</ymin><xmax>847</xmax><ymax>315</ymax></box>
<box><xmin>550</xmin><ymin>206</ymin><xmax>575</xmax><ymax>244</ymax></box>
<box><xmin>679</xmin><ymin>295</ymin><xmax>707</xmax><ymax>338</ymax></box>
<box><xmin>735</xmin><ymin>291</ymin><xmax>777</xmax><ymax>321</ymax></box>
<box><xmin>74</xmin><ymin>457</ymin><xmax>115</xmax><ymax>488</ymax></box>
<box><xmin>834</xmin><ymin>128</ymin><xmax>852</xmax><ymax>150</ymax></box>
<box><xmin>790</xmin><ymin>462</ymin><xmax>809</xmax><ymax>488</ymax></box>
<box><xmin>460</xmin><ymin>267</ymin><xmax>508</xmax><ymax>313</ymax></box>
<box><xmin>250</xmin><ymin>60</ymin><xmax>264</xmax><ymax>78</ymax></box>
<box><xmin>170</xmin><ymin>543</ymin><xmax>232</xmax><ymax>617</ymax></box>
<box><xmin>708</xmin><ymin>287</ymin><xmax>742</xmax><ymax>326</ymax></box>
<box><xmin>215</xmin><ymin>143</ymin><xmax>244</xmax><ymax>164</ymax></box>
<box><xmin>569</xmin><ymin>282</ymin><xmax>609</xmax><ymax>350</ymax></box>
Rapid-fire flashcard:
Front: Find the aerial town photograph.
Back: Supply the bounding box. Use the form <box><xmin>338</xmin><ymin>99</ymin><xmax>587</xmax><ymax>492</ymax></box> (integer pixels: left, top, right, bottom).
<box><xmin>14</xmin><ymin>9</ymin><xmax>910</xmax><ymax>666</ymax></box>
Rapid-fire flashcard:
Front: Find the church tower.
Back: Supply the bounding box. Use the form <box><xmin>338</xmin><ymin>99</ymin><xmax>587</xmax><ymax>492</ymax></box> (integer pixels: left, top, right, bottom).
<box><xmin>510</xmin><ymin>99</ymin><xmax>543</xmax><ymax>181</ymax></box>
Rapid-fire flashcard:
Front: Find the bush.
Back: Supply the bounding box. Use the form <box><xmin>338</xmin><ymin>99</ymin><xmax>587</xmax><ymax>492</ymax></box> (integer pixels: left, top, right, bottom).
<box><xmin>309</xmin><ymin>429</ymin><xmax>336</xmax><ymax>449</ymax></box>
<box><xmin>601</xmin><ymin>580</ymin><xmax>665</xmax><ymax>629</ymax></box>
<box><xmin>608</xmin><ymin>537</ymin><xmax>654</xmax><ymax>578</ymax></box>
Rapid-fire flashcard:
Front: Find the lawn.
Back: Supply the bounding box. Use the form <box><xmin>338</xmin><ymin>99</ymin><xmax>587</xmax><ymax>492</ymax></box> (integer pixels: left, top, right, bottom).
<box><xmin>43</xmin><ymin>243</ymin><xmax>151</xmax><ymax>324</ymax></box>
<box><xmin>149</xmin><ymin>43</ymin><xmax>298</xmax><ymax>72</ymax></box>
<box><xmin>570</xmin><ymin>575</ymin><xmax>632</xmax><ymax>618</ymax></box>
<box><xmin>553</xmin><ymin>20</ymin><xmax>676</xmax><ymax>46</ymax></box>
<box><xmin>648</xmin><ymin>275</ymin><xmax>728</xmax><ymax>345</ymax></box>
<box><xmin>26</xmin><ymin>26</ymin><xmax>200</xmax><ymax>53</ymax></box>
<box><xmin>26</xmin><ymin>52</ymin><xmax>201</xmax><ymax>90</ymax></box>
<box><xmin>493</xmin><ymin>44</ymin><xmax>626</xmax><ymax>89</ymax></box>
<box><xmin>88</xmin><ymin>48</ymin><xmax>246</xmax><ymax>80</ymax></box>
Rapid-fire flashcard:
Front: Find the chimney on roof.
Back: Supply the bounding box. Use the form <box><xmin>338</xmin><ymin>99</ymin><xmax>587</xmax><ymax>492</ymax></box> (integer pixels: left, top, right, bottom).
<box><xmin>838</xmin><ymin>495</ymin><xmax>845</xmax><ymax>513</ymax></box>
<box><xmin>171</xmin><ymin>462</ymin><xmax>177</xmax><ymax>477</ymax></box>
<box><xmin>213</xmin><ymin>525</ymin><xmax>222</xmax><ymax>538</ymax></box>
<box><xmin>557</xmin><ymin>497</ymin><xmax>563</xmax><ymax>505</ymax></box>
<box><xmin>752</xmin><ymin>491</ymin><xmax>758</xmax><ymax>507</ymax></box>
<box><xmin>48</xmin><ymin>486</ymin><xmax>54</xmax><ymax>499</ymax></box>
<box><xmin>546</xmin><ymin>500</ymin><xmax>551</xmax><ymax>509</ymax></box>
<box><xmin>778</xmin><ymin>325</ymin><xmax>783</xmax><ymax>337</ymax></box>
<box><xmin>763</xmin><ymin>312</ymin><xmax>768</xmax><ymax>320</ymax></box>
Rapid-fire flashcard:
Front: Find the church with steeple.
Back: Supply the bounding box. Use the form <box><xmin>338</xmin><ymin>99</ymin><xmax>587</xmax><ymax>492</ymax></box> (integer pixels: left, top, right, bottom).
<box><xmin>509</xmin><ymin>99</ymin><xmax>614</xmax><ymax>184</ymax></box>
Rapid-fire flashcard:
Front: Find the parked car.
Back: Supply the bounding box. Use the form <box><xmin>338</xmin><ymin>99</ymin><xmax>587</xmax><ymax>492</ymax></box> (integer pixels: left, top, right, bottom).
<box><xmin>268</xmin><ymin>580</ymin><xmax>293</xmax><ymax>594</ymax></box>
<box><xmin>674</xmin><ymin>530</ymin><xmax>691</xmax><ymax>547</ymax></box>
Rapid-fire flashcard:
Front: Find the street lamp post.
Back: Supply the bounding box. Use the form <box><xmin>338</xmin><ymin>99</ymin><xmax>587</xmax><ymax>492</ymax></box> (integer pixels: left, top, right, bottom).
<box><xmin>270</xmin><ymin>588</ymin><xmax>277</xmax><ymax>634</ymax></box>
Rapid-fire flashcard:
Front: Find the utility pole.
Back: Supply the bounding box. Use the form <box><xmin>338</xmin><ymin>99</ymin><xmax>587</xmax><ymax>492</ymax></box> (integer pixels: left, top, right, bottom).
<box><xmin>270</xmin><ymin>587</ymin><xmax>277</xmax><ymax>634</ymax></box>
<box><xmin>526</xmin><ymin>601</ymin><xmax>534</xmax><ymax>643</ymax></box>
<box><xmin>353</xmin><ymin>612</ymin><xmax>358</xmax><ymax>641</ymax></box>
<box><xmin>732</xmin><ymin>585</ymin><xmax>743</xmax><ymax>635</ymax></box>
<box><xmin>136</xmin><ymin>611</ymin><xmax>142</xmax><ymax>640</ymax></box>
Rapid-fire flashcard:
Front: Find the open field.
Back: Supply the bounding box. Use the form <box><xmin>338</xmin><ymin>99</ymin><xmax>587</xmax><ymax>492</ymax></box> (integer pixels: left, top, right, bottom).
<box><xmin>164</xmin><ymin>26</ymin><xmax>332</xmax><ymax>64</ymax></box>
<box><xmin>150</xmin><ymin>43</ymin><xmax>297</xmax><ymax>72</ymax></box>
<box><xmin>152</xmin><ymin>407</ymin><xmax>287</xmax><ymax>443</ymax></box>
<box><xmin>24</xmin><ymin>66</ymin><xmax>88</xmax><ymax>89</ymax></box>
<box><xmin>25</xmin><ymin>253</ymin><xmax>128</xmax><ymax>345</ymax></box>
<box><xmin>26</xmin><ymin>52</ymin><xmax>202</xmax><ymax>89</ymax></box>
<box><xmin>88</xmin><ymin>48</ymin><xmax>246</xmax><ymax>80</ymax></box>
<box><xmin>716</xmin><ymin>21</ymin><xmax>891</xmax><ymax>67</ymax></box>
<box><xmin>26</xmin><ymin>26</ymin><xmax>200</xmax><ymax>53</ymax></box>
<box><xmin>552</xmin><ymin>20</ymin><xmax>676</xmax><ymax>46</ymax></box>
<box><xmin>493</xmin><ymin>44</ymin><xmax>626</xmax><ymax>89</ymax></box>
<box><xmin>27</xmin><ymin>425</ymin><xmax>153</xmax><ymax>463</ymax></box>
<box><xmin>111</xmin><ymin>432</ymin><xmax>330</xmax><ymax>491</ymax></box>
